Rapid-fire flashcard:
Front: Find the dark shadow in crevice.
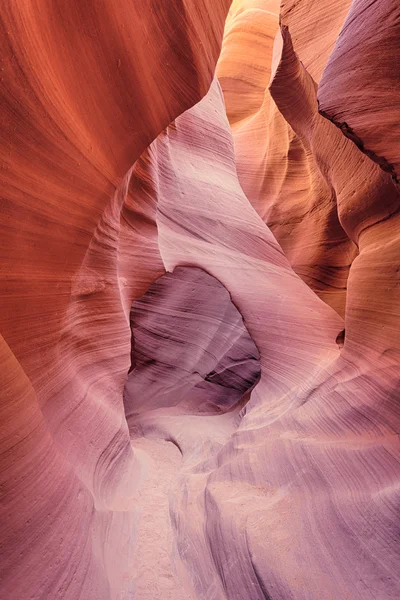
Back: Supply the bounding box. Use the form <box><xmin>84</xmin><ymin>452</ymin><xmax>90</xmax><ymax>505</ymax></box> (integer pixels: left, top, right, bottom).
<box><xmin>123</xmin><ymin>266</ymin><xmax>261</xmax><ymax>432</ymax></box>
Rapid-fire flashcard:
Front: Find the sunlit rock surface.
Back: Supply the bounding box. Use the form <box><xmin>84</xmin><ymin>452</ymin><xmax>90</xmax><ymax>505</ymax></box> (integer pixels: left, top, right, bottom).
<box><xmin>217</xmin><ymin>0</ymin><xmax>358</xmax><ymax>317</ymax></box>
<box><xmin>1</xmin><ymin>0</ymin><xmax>400</xmax><ymax>599</ymax></box>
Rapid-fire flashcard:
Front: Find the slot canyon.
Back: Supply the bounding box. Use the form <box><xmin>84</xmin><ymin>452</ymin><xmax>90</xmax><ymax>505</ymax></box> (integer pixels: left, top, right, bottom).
<box><xmin>1</xmin><ymin>1</ymin><xmax>400</xmax><ymax>598</ymax></box>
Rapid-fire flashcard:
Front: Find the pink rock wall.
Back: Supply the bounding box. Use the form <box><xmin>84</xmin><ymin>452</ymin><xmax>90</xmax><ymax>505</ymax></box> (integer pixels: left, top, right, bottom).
<box><xmin>1</xmin><ymin>0</ymin><xmax>400</xmax><ymax>598</ymax></box>
<box><xmin>124</xmin><ymin>267</ymin><xmax>261</xmax><ymax>425</ymax></box>
<box><xmin>134</xmin><ymin>73</ymin><xmax>400</xmax><ymax>599</ymax></box>
<box><xmin>0</xmin><ymin>1</ymin><xmax>230</xmax><ymax>598</ymax></box>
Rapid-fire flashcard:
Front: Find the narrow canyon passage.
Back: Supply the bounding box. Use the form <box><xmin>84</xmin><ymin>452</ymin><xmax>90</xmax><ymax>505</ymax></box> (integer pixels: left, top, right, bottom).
<box><xmin>1</xmin><ymin>1</ymin><xmax>400</xmax><ymax>599</ymax></box>
<box><xmin>124</xmin><ymin>267</ymin><xmax>261</xmax><ymax>597</ymax></box>
<box><xmin>129</xmin><ymin>437</ymin><xmax>194</xmax><ymax>600</ymax></box>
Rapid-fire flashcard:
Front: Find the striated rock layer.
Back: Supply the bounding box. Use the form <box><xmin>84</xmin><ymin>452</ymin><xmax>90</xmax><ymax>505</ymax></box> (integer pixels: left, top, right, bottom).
<box><xmin>124</xmin><ymin>267</ymin><xmax>261</xmax><ymax>425</ymax></box>
<box><xmin>1</xmin><ymin>0</ymin><xmax>400</xmax><ymax>599</ymax></box>
<box><xmin>131</xmin><ymin>72</ymin><xmax>400</xmax><ymax>598</ymax></box>
<box><xmin>0</xmin><ymin>1</ymin><xmax>231</xmax><ymax>598</ymax></box>
<box><xmin>217</xmin><ymin>0</ymin><xmax>360</xmax><ymax>318</ymax></box>
<box><xmin>318</xmin><ymin>0</ymin><xmax>400</xmax><ymax>183</ymax></box>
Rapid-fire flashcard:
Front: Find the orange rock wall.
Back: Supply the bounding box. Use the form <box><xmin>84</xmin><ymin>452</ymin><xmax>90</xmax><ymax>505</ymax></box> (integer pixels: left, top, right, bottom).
<box><xmin>0</xmin><ymin>2</ymin><xmax>230</xmax><ymax>598</ymax></box>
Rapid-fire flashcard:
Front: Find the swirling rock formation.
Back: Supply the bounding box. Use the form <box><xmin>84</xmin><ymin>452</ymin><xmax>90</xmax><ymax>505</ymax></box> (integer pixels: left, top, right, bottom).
<box><xmin>318</xmin><ymin>0</ymin><xmax>400</xmax><ymax>182</ymax></box>
<box><xmin>217</xmin><ymin>0</ymin><xmax>359</xmax><ymax>317</ymax></box>
<box><xmin>131</xmin><ymin>69</ymin><xmax>400</xmax><ymax>597</ymax></box>
<box><xmin>124</xmin><ymin>267</ymin><xmax>261</xmax><ymax>425</ymax></box>
<box><xmin>0</xmin><ymin>1</ymin><xmax>231</xmax><ymax>599</ymax></box>
<box><xmin>1</xmin><ymin>0</ymin><xmax>400</xmax><ymax>599</ymax></box>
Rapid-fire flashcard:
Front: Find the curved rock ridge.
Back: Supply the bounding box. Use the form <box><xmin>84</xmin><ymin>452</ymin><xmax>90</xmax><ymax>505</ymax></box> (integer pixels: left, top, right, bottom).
<box><xmin>217</xmin><ymin>0</ymin><xmax>281</xmax><ymax>125</ymax></box>
<box><xmin>0</xmin><ymin>1</ymin><xmax>231</xmax><ymax>598</ymax></box>
<box><xmin>131</xmin><ymin>72</ymin><xmax>400</xmax><ymax>599</ymax></box>
<box><xmin>2</xmin><ymin>0</ymin><xmax>400</xmax><ymax>599</ymax></box>
<box><xmin>280</xmin><ymin>0</ymin><xmax>353</xmax><ymax>84</ymax></box>
<box><xmin>318</xmin><ymin>0</ymin><xmax>400</xmax><ymax>182</ymax></box>
<box><xmin>124</xmin><ymin>266</ymin><xmax>261</xmax><ymax>428</ymax></box>
<box><xmin>217</xmin><ymin>0</ymin><xmax>360</xmax><ymax>318</ymax></box>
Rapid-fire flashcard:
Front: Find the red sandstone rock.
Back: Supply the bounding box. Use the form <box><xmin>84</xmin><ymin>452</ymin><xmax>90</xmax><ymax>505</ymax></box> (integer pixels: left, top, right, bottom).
<box><xmin>139</xmin><ymin>72</ymin><xmax>400</xmax><ymax>599</ymax></box>
<box><xmin>217</xmin><ymin>0</ymin><xmax>358</xmax><ymax>317</ymax></box>
<box><xmin>1</xmin><ymin>0</ymin><xmax>400</xmax><ymax>599</ymax></box>
<box><xmin>318</xmin><ymin>0</ymin><xmax>400</xmax><ymax>182</ymax></box>
<box><xmin>0</xmin><ymin>1</ymin><xmax>230</xmax><ymax>598</ymax></box>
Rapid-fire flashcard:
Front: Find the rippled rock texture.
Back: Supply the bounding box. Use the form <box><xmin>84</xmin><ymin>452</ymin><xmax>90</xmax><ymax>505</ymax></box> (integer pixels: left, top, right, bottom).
<box><xmin>1</xmin><ymin>0</ymin><xmax>400</xmax><ymax>599</ymax></box>
<box><xmin>124</xmin><ymin>267</ymin><xmax>260</xmax><ymax>425</ymax></box>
